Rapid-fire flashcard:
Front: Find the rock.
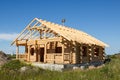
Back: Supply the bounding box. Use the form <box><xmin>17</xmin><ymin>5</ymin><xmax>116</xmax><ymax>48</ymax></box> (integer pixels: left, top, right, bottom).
<box><xmin>89</xmin><ymin>66</ymin><xmax>95</xmax><ymax>69</ymax></box>
<box><xmin>73</xmin><ymin>66</ymin><xmax>79</xmax><ymax>70</ymax></box>
<box><xmin>20</xmin><ymin>66</ymin><xmax>28</xmax><ymax>72</ymax></box>
<box><xmin>0</xmin><ymin>51</ymin><xmax>10</xmax><ymax>66</ymax></box>
<box><xmin>80</xmin><ymin>66</ymin><xmax>86</xmax><ymax>70</ymax></box>
<box><xmin>80</xmin><ymin>65</ymin><xmax>89</xmax><ymax>70</ymax></box>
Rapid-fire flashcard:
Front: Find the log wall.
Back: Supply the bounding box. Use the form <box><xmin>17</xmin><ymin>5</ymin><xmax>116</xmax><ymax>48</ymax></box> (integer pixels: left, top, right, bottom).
<box><xmin>16</xmin><ymin>38</ymin><xmax>105</xmax><ymax>64</ymax></box>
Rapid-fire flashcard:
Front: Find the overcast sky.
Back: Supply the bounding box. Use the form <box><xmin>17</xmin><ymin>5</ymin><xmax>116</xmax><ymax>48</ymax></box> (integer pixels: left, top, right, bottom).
<box><xmin>0</xmin><ymin>0</ymin><xmax>120</xmax><ymax>54</ymax></box>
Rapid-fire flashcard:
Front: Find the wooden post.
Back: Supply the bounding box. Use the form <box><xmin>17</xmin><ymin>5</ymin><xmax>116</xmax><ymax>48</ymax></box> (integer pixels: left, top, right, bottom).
<box><xmin>44</xmin><ymin>29</ymin><xmax>46</xmax><ymax>39</ymax></box>
<box><xmin>34</xmin><ymin>45</ymin><xmax>37</xmax><ymax>62</ymax></box>
<box><xmin>102</xmin><ymin>47</ymin><xmax>105</xmax><ymax>61</ymax></box>
<box><xmin>44</xmin><ymin>43</ymin><xmax>47</xmax><ymax>63</ymax></box>
<box><xmin>69</xmin><ymin>44</ymin><xmax>72</xmax><ymax>64</ymax></box>
<box><xmin>27</xmin><ymin>45</ymin><xmax>30</xmax><ymax>61</ymax></box>
<box><xmin>30</xmin><ymin>30</ymin><xmax>32</xmax><ymax>39</ymax></box>
<box><xmin>16</xmin><ymin>46</ymin><xmax>19</xmax><ymax>59</ymax></box>
<box><xmin>40</xmin><ymin>30</ymin><xmax>42</xmax><ymax>39</ymax></box>
<box><xmin>25</xmin><ymin>45</ymin><xmax>27</xmax><ymax>61</ymax></box>
<box><xmin>25</xmin><ymin>40</ymin><xmax>28</xmax><ymax>54</ymax></box>
<box><xmin>53</xmin><ymin>42</ymin><xmax>56</xmax><ymax>64</ymax></box>
<box><xmin>37</xmin><ymin>45</ymin><xmax>40</xmax><ymax>62</ymax></box>
<box><xmin>80</xmin><ymin>44</ymin><xmax>83</xmax><ymax>63</ymax></box>
<box><xmin>25</xmin><ymin>45</ymin><xmax>27</xmax><ymax>53</ymax></box>
<box><xmin>88</xmin><ymin>44</ymin><xmax>92</xmax><ymax>62</ymax></box>
<box><xmin>62</xmin><ymin>43</ymin><xmax>64</xmax><ymax>64</ymax></box>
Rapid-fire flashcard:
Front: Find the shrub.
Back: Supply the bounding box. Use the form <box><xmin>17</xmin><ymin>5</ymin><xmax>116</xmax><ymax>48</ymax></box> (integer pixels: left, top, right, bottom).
<box><xmin>1</xmin><ymin>60</ymin><xmax>26</xmax><ymax>72</ymax></box>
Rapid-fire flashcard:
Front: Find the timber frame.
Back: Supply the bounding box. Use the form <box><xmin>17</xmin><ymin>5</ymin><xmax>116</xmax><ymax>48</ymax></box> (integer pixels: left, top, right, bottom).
<box><xmin>11</xmin><ymin>18</ymin><xmax>108</xmax><ymax>64</ymax></box>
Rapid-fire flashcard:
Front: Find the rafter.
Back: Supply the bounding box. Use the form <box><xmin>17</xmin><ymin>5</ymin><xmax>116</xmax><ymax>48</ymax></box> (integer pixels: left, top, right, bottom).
<box><xmin>12</xmin><ymin>18</ymin><xmax>109</xmax><ymax>47</ymax></box>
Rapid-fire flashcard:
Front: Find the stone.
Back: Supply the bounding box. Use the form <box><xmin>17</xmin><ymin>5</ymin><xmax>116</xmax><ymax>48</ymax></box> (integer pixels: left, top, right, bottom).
<box><xmin>0</xmin><ymin>51</ymin><xmax>10</xmax><ymax>66</ymax></box>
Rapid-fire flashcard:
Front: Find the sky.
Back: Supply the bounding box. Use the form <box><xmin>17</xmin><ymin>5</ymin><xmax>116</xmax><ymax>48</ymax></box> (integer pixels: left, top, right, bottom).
<box><xmin>0</xmin><ymin>0</ymin><xmax>120</xmax><ymax>55</ymax></box>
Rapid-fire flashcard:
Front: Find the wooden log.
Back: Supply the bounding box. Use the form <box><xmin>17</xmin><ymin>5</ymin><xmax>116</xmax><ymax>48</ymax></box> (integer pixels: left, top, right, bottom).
<box><xmin>34</xmin><ymin>43</ymin><xmax>37</xmax><ymax>62</ymax></box>
<box><xmin>88</xmin><ymin>44</ymin><xmax>93</xmax><ymax>62</ymax></box>
<box><xmin>39</xmin><ymin>30</ymin><xmax>42</xmax><ymax>39</ymax></box>
<box><xmin>44</xmin><ymin>43</ymin><xmax>47</xmax><ymax>63</ymax></box>
<box><xmin>102</xmin><ymin>47</ymin><xmax>105</xmax><ymax>60</ymax></box>
<box><xmin>62</xmin><ymin>43</ymin><xmax>64</xmax><ymax>64</ymax></box>
<box><xmin>27</xmin><ymin>45</ymin><xmax>30</xmax><ymax>61</ymax></box>
<box><xmin>25</xmin><ymin>40</ymin><xmax>28</xmax><ymax>53</ymax></box>
<box><xmin>16</xmin><ymin>46</ymin><xmax>19</xmax><ymax>59</ymax></box>
<box><xmin>80</xmin><ymin>44</ymin><xmax>83</xmax><ymax>63</ymax></box>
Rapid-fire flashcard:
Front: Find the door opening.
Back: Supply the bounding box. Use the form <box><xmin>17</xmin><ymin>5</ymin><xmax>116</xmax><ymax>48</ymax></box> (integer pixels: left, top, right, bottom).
<box><xmin>40</xmin><ymin>48</ymin><xmax>44</xmax><ymax>62</ymax></box>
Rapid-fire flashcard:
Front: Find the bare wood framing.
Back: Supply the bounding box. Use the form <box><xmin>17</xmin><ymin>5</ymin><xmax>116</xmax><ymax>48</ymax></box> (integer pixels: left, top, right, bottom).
<box><xmin>12</xmin><ymin>18</ymin><xmax>108</xmax><ymax>65</ymax></box>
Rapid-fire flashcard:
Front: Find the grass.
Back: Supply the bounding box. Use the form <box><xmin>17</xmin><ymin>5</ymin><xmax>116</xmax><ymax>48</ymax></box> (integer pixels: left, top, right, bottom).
<box><xmin>0</xmin><ymin>56</ymin><xmax>120</xmax><ymax>80</ymax></box>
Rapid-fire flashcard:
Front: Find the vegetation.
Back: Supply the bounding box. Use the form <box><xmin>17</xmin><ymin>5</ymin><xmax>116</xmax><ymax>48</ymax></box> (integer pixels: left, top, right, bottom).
<box><xmin>0</xmin><ymin>55</ymin><xmax>120</xmax><ymax>80</ymax></box>
<box><xmin>1</xmin><ymin>60</ymin><xmax>27</xmax><ymax>72</ymax></box>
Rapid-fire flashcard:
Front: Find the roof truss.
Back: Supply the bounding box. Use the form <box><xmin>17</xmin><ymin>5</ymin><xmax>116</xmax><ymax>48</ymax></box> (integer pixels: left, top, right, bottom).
<box><xmin>11</xmin><ymin>18</ymin><xmax>109</xmax><ymax>47</ymax></box>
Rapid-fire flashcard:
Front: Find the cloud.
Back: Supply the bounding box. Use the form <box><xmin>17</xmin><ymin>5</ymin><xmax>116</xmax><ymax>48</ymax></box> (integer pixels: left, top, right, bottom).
<box><xmin>0</xmin><ymin>33</ymin><xmax>18</xmax><ymax>41</ymax></box>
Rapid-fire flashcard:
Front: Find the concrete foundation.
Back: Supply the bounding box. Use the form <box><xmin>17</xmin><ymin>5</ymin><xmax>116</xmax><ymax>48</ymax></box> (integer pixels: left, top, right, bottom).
<box><xmin>32</xmin><ymin>61</ymin><xmax>104</xmax><ymax>71</ymax></box>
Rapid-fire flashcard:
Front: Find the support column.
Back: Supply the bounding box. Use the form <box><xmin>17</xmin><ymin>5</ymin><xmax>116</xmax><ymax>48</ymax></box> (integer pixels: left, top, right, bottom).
<box><xmin>25</xmin><ymin>45</ymin><xmax>27</xmax><ymax>61</ymax></box>
<box><xmin>88</xmin><ymin>44</ymin><xmax>92</xmax><ymax>62</ymax></box>
<box><xmin>62</xmin><ymin>44</ymin><xmax>64</xmax><ymax>64</ymax></box>
<box><xmin>44</xmin><ymin>43</ymin><xmax>47</xmax><ymax>63</ymax></box>
<box><xmin>16</xmin><ymin>46</ymin><xmax>19</xmax><ymax>59</ymax></box>
<box><xmin>37</xmin><ymin>45</ymin><xmax>40</xmax><ymax>62</ymax></box>
<box><xmin>34</xmin><ymin>45</ymin><xmax>37</xmax><ymax>62</ymax></box>
<box><xmin>69</xmin><ymin>44</ymin><xmax>72</xmax><ymax>64</ymax></box>
<box><xmin>25</xmin><ymin>45</ymin><xmax>27</xmax><ymax>53</ymax></box>
<box><xmin>92</xmin><ymin>45</ymin><xmax>95</xmax><ymax>62</ymax></box>
<box><xmin>27</xmin><ymin>45</ymin><xmax>30</xmax><ymax>61</ymax></box>
<box><xmin>44</xmin><ymin>29</ymin><xmax>46</xmax><ymax>39</ymax></box>
<box><xmin>39</xmin><ymin>30</ymin><xmax>42</xmax><ymax>39</ymax></box>
<box><xmin>80</xmin><ymin>44</ymin><xmax>83</xmax><ymax>63</ymax></box>
<box><xmin>102</xmin><ymin>47</ymin><xmax>105</xmax><ymax>61</ymax></box>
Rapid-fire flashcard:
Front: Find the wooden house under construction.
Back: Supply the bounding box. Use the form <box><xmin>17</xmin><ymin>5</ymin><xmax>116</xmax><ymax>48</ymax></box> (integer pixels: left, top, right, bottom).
<box><xmin>11</xmin><ymin>18</ymin><xmax>108</xmax><ymax>64</ymax></box>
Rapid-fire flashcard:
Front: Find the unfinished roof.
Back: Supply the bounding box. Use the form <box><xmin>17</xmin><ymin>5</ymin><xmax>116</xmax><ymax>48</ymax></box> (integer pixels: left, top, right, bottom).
<box><xmin>11</xmin><ymin>18</ymin><xmax>109</xmax><ymax>47</ymax></box>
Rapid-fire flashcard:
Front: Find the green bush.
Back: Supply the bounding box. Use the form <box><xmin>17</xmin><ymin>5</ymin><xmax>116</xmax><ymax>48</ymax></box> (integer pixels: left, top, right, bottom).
<box><xmin>1</xmin><ymin>60</ymin><xmax>26</xmax><ymax>72</ymax></box>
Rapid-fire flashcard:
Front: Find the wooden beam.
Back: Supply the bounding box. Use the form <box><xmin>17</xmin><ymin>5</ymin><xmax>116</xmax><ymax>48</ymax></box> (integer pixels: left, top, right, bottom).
<box><xmin>25</xmin><ymin>45</ymin><xmax>27</xmax><ymax>53</ymax></box>
<box><xmin>39</xmin><ymin>30</ymin><xmax>42</xmax><ymax>39</ymax></box>
<box><xmin>27</xmin><ymin>45</ymin><xmax>30</xmax><ymax>61</ymax></box>
<box><xmin>21</xmin><ymin>21</ymin><xmax>40</xmax><ymax>40</ymax></box>
<box><xmin>34</xmin><ymin>43</ymin><xmax>37</xmax><ymax>62</ymax></box>
<box><xmin>102</xmin><ymin>48</ymin><xmax>105</xmax><ymax>60</ymax></box>
<box><xmin>36</xmin><ymin>19</ymin><xmax>72</xmax><ymax>41</ymax></box>
<box><xmin>88</xmin><ymin>44</ymin><xmax>92</xmax><ymax>62</ymax></box>
<box><xmin>16</xmin><ymin>46</ymin><xmax>19</xmax><ymax>59</ymax></box>
<box><xmin>44</xmin><ymin>29</ymin><xmax>46</xmax><ymax>39</ymax></box>
<box><xmin>80</xmin><ymin>44</ymin><xmax>83</xmax><ymax>63</ymax></box>
<box><xmin>30</xmin><ymin>31</ymin><xmax>39</xmax><ymax>39</ymax></box>
<box><xmin>44</xmin><ymin>43</ymin><xmax>47</xmax><ymax>63</ymax></box>
<box><xmin>62</xmin><ymin>43</ymin><xmax>64</xmax><ymax>64</ymax></box>
<box><xmin>17</xmin><ymin>40</ymin><xmax>27</xmax><ymax>45</ymax></box>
